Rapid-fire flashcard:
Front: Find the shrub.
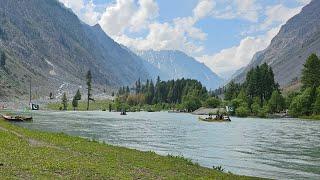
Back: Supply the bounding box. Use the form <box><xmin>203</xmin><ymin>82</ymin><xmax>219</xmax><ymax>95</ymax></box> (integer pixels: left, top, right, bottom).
<box><xmin>182</xmin><ymin>95</ymin><xmax>202</xmax><ymax>112</ymax></box>
<box><xmin>203</xmin><ymin>97</ymin><xmax>221</xmax><ymax>108</ymax></box>
<box><xmin>236</xmin><ymin>105</ymin><xmax>250</xmax><ymax>117</ymax></box>
<box><xmin>289</xmin><ymin>88</ymin><xmax>313</xmax><ymax>117</ymax></box>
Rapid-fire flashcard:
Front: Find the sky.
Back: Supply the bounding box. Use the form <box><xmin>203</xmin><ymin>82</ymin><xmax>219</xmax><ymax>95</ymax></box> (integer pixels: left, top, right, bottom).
<box><xmin>58</xmin><ymin>0</ymin><xmax>311</xmax><ymax>78</ymax></box>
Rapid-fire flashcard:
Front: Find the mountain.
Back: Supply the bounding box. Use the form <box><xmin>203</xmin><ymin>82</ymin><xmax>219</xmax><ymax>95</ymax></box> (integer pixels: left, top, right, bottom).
<box><xmin>136</xmin><ymin>50</ymin><xmax>223</xmax><ymax>89</ymax></box>
<box><xmin>233</xmin><ymin>0</ymin><xmax>320</xmax><ymax>87</ymax></box>
<box><xmin>0</xmin><ymin>0</ymin><xmax>150</xmax><ymax>99</ymax></box>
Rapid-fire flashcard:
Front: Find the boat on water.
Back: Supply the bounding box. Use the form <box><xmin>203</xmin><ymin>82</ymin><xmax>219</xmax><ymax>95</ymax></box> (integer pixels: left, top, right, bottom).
<box><xmin>1</xmin><ymin>114</ymin><xmax>33</xmax><ymax>122</ymax></box>
<box><xmin>120</xmin><ymin>111</ymin><xmax>127</xmax><ymax>115</ymax></box>
<box><xmin>198</xmin><ymin>115</ymin><xmax>231</xmax><ymax>122</ymax></box>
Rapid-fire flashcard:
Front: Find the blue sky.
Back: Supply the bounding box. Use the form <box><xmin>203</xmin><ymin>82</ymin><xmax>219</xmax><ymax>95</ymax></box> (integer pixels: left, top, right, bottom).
<box><xmin>59</xmin><ymin>0</ymin><xmax>311</xmax><ymax>78</ymax></box>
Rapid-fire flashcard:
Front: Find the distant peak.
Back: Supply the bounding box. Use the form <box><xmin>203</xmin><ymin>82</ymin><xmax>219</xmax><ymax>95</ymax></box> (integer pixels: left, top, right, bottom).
<box><xmin>93</xmin><ymin>24</ymin><xmax>103</xmax><ymax>30</ymax></box>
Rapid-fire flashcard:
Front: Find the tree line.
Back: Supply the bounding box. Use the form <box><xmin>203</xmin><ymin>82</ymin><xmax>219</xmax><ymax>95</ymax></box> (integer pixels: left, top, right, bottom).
<box><xmin>224</xmin><ymin>53</ymin><xmax>320</xmax><ymax>118</ymax></box>
<box><xmin>288</xmin><ymin>54</ymin><xmax>320</xmax><ymax>117</ymax></box>
<box><xmin>117</xmin><ymin>77</ymin><xmax>220</xmax><ymax>112</ymax></box>
<box><xmin>224</xmin><ymin>63</ymin><xmax>284</xmax><ymax>117</ymax></box>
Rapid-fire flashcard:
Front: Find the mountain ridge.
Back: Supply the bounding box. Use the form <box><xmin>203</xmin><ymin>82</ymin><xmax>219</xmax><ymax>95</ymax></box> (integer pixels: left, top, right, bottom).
<box><xmin>135</xmin><ymin>49</ymin><xmax>223</xmax><ymax>89</ymax></box>
<box><xmin>233</xmin><ymin>0</ymin><xmax>320</xmax><ymax>87</ymax></box>
<box><xmin>0</xmin><ymin>0</ymin><xmax>150</xmax><ymax>99</ymax></box>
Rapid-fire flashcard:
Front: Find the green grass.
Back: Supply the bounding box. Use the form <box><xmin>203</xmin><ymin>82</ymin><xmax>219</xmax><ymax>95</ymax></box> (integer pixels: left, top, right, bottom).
<box><xmin>0</xmin><ymin>119</ymin><xmax>261</xmax><ymax>179</ymax></box>
<box><xmin>299</xmin><ymin>115</ymin><xmax>320</xmax><ymax>120</ymax></box>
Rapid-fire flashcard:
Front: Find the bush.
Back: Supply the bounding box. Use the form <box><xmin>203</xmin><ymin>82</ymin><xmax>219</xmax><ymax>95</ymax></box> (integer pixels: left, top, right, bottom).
<box><xmin>268</xmin><ymin>90</ymin><xmax>285</xmax><ymax>113</ymax></box>
<box><xmin>203</xmin><ymin>97</ymin><xmax>221</xmax><ymax>108</ymax></box>
<box><xmin>251</xmin><ymin>97</ymin><xmax>261</xmax><ymax>116</ymax></box>
<box><xmin>182</xmin><ymin>95</ymin><xmax>202</xmax><ymax>112</ymax></box>
<box><xmin>313</xmin><ymin>87</ymin><xmax>320</xmax><ymax>115</ymax></box>
<box><xmin>236</xmin><ymin>105</ymin><xmax>250</xmax><ymax>117</ymax></box>
<box><xmin>257</xmin><ymin>104</ymin><xmax>269</xmax><ymax>118</ymax></box>
<box><xmin>289</xmin><ymin>88</ymin><xmax>313</xmax><ymax>117</ymax></box>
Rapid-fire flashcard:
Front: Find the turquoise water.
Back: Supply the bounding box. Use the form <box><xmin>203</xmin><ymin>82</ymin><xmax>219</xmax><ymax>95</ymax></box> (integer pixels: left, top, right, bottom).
<box><xmin>16</xmin><ymin>111</ymin><xmax>320</xmax><ymax>179</ymax></box>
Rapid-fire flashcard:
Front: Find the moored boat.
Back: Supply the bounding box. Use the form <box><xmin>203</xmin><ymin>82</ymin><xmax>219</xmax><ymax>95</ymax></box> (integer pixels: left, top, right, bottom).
<box><xmin>120</xmin><ymin>111</ymin><xmax>127</xmax><ymax>115</ymax></box>
<box><xmin>198</xmin><ymin>115</ymin><xmax>231</xmax><ymax>122</ymax></box>
<box><xmin>1</xmin><ymin>114</ymin><xmax>33</xmax><ymax>122</ymax></box>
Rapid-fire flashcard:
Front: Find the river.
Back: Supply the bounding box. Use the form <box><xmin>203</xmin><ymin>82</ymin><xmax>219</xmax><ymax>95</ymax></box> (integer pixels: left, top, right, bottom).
<box><xmin>15</xmin><ymin>111</ymin><xmax>320</xmax><ymax>179</ymax></box>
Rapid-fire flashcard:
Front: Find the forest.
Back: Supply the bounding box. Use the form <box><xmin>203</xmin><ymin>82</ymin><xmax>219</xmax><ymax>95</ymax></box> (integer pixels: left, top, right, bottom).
<box><xmin>224</xmin><ymin>53</ymin><xmax>320</xmax><ymax>118</ymax></box>
<box><xmin>116</xmin><ymin>77</ymin><xmax>219</xmax><ymax>112</ymax></box>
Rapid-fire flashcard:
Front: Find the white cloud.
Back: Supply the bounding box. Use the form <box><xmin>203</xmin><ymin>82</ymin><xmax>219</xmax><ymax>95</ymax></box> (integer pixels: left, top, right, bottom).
<box><xmin>296</xmin><ymin>0</ymin><xmax>311</xmax><ymax>5</ymax></box>
<box><xmin>58</xmin><ymin>0</ymin><xmax>311</xmax><ymax>77</ymax></box>
<box><xmin>201</xmin><ymin>1</ymin><xmax>309</xmax><ymax>77</ymax></box>
<box><xmin>101</xmin><ymin>0</ymin><xmax>213</xmax><ymax>55</ymax></box>
<box><xmin>98</xmin><ymin>0</ymin><xmax>159</xmax><ymax>36</ymax></box>
<box><xmin>193</xmin><ymin>0</ymin><xmax>215</xmax><ymax>20</ymax></box>
<box><xmin>212</xmin><ymin>0</ymin><xmax>261</xmax><ymax>22</ymax></box>
<box><xmin>59</xmin><ymin>0</ymin><xmax>84</xmax><ymax>13</ymax></box>
<box><xmin>59</xmin><ymin>0</ymin><xmax>100</xmax><ymax>25</ymax></box>
<box><xmin>197</xmin><ymin>27</ymin><xmax>280</xmax><ymax>76</ymax></box>
<box><xmin>259</xmin><ymin>4</ymin><xmax>303</xmax><ymax>31</ymax></box>
<box><xmin>130</xmin><ymin>0</ymin><xmax>159</xmax><ymax>32</ymax></box>
<box><xmin>81</xmin><ymin>1</ymin><xmax>101</xmax><ymax>25</ymax></box>
<box><xmin>99</xmin><ymin>0</ymin><xmax>136</xmax><ymax>36</ymax></box>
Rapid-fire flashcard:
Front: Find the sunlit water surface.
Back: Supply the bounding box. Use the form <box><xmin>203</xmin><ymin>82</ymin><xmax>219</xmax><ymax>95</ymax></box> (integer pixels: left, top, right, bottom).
<box><xmin>15</xmin><ymin>111</ymin><xmax>320</xmax><ymax>179</ymax></box>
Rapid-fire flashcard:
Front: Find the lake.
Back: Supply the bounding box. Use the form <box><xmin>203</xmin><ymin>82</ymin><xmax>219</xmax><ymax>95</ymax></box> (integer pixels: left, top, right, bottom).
<box><xmin>16</xmin><ymin>111</ymin><xmax>320</xmax><ymax>179</ymax></box>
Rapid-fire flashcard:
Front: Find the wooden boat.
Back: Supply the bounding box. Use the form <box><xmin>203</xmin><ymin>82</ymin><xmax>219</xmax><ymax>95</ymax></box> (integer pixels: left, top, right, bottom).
<box><xmin>1</xmin><ymin>114</ymin><xmax>33</xmax><ymax>122</ymax></box>
<box><xmin>198</xmin><ymin>116</ymin><xmax>231</xmax><ymax>122</ymax></box>
<box><xmin>120</xmin><ymin>111</ymin><xmax>127</xmax><ymax>115</ymax></box>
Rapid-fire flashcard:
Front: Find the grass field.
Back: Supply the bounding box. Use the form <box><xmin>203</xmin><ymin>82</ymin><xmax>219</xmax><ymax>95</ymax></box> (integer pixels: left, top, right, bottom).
<box><xmin>0</xmin><ymin>119</ymin><xmax>261</xmax><ymax>179</ymax></box>
<box><xmin>300</xmin><ymin>115</ymin><xmax>320</xmax><ymax>120</ymax></box>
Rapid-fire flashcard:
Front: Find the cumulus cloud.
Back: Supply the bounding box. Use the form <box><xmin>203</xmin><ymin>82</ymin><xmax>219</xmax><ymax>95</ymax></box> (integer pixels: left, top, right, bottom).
<box><xmin>193</xmin><ymin>0</ymin><xmax>215</xmax><ymax>20</ymax></box>
<box><xmin>59</xmin><ymin>0</ymin><xmax>84</xmax><ymax>13</ymax></box>
<box><xmin>296</xmin><ymin>0</ymin><xmax>312</xmax><ymax>5</ymax></box>
<box><xmin>197</xmin><ymin>27</ymin><xmax>280</xmax><ymax>76</ymax></box>
<box><xmin>212</xmin><ymin>0</ymin><xmax>261</xmax><ymax>22</ymax></box>
<box><xmin>258</xmin><ymin>4</ymin><xmax>303</xmax><ymax>31</ymax></box>
<box><xmin>200</xmin><ymin>1</ymin><xmax>310</xmax><ymax>77</ymax></box>
<box><xmin>59</xmin><ymin>0</ymin><xmax>311</xmax><ymax>77</ymax></box>
<box><xmin>59</xmin><ymin>0</ymin><xmax>100</xmax><ymax>25</ymax></box>
<box><xmin>98</xmin><ymin>0</ymin><xmax>159</xmax><ymax>36</ymax></box>
<box><xmin>101</xmin><ymin>0</ymin><xmax>213</xmax><ymax>55</ymax></box>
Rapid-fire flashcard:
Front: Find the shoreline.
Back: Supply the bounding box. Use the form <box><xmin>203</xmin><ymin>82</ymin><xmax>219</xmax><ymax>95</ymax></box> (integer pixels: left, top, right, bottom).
<box><xmin>0</xmin><ymin>118</ymin><xmax>259</xmax><ymax>179</ymax></box>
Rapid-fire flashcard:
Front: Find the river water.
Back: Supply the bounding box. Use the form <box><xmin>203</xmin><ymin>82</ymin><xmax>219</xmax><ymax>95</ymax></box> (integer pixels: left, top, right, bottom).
<box><xmin>15</xmin><ymin>111</ymin><xmax>320</xmax><ymax>179</ymax></box>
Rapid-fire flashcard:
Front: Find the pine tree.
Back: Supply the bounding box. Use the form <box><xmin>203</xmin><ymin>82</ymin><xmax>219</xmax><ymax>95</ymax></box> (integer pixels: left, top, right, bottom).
<box><xmin>72</xmin><ymin>90</ymin><xmax>81</xmax><ymax>111</ymax></box>
<box><xmin>225</xmin><ymin>81</ymin><xmax>240</xmax><ymax>101</ymax></box>
<box><xmin>302</xmin><ymin>54</ymin><xmax>320</xmax><ymax>89</ymax></box>
<box><xmin>62</xmin><ymin>92</ymin><xmax>68</xmax><ymax>111</ymax></box>
<box><xmin>313</xmin><ymin>87</ymin><xmax>320</xmax><ymax>115</ymax></box>
<box><xmin>0</xmin><ymin>51</ymin><xmax>6</xmax><ymax>68</ymax></box>
<box><xmin>135</xmin><ymin>78</ymin><xmax>141</xmax><ymax>94</ymax></box>
<box><xmin>86</xmin><ymin>70</ymin><xmax>92</xmax><ymax>111</ymax></box>
<box><xmin>251</xmin><ymin>97</ymin><xmax>261</xmax><ymax>115</ymax></box>
<box><xmin>245</xmin><ymin>64</ymin><xmax>277</xmax><ymax>105</ymax></box>
<box><xmin>268</xmin><ymin>90</ymin><xmax>285</xmax><ymax>113</ymax></box>
<box><xmin>72</xmin><ymin>96</ymin><xmax>78</xmax><ymax>111</ymax></box>
<box><xmin>75</xmin><ymin>89</ymin><xmax>82</xmax><ymax>100</ymax></box>
<box><xmin>127</xmin><ymin>86</ymin><xmax>130</xmax><ymax>94</ymax></box>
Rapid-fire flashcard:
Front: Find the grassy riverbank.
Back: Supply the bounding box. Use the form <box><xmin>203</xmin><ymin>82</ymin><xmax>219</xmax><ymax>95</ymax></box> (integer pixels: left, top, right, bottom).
<box><xmin>0</xmin><ymin>119</ymin><xmax>259</xmax><ymax>179</ymax></box>
<box><xmin>300</xmin><ymin>115</ymin><xmax>320</xmax><ymax>120</ymax></box>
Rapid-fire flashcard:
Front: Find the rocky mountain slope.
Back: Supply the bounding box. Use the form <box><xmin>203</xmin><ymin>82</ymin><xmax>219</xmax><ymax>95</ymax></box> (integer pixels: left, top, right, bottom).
<box><xmin>233</xmin><ymin>0</ymin><xmax>320</xmax><ymax>87</ymax></box>
<box><xmin>0</xmin><ymin>0</ymin><xmax>150</xmax><ymax>100</ymax></box>
<box><xmin>136</xmin><ymin>50</ymin><xmax>223</xmax><ymax>89</ymax></box>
